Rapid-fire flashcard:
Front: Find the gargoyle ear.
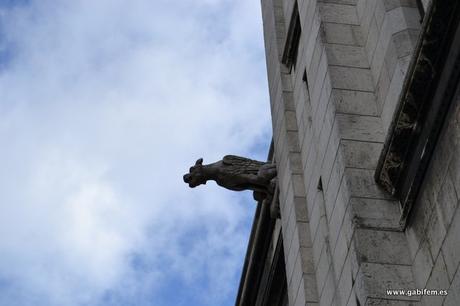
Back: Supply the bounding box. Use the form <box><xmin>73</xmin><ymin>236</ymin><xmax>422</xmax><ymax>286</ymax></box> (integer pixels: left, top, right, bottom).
<box><xmin>195</xmin><ymin>158</ymin><xmax>203</xmax><ymax>165</ymax></box>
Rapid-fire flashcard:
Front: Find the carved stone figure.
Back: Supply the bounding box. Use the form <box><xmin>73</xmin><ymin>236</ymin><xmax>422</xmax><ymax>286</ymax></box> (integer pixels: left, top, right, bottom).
<box><xmin>183</xmin><ymin>155</ymin><xmax>277</xmax><ymax>201</ymax></box>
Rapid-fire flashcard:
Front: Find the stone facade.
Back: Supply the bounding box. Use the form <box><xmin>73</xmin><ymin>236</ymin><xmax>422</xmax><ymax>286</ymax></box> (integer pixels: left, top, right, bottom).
<box><xmin>236</xmin><ymin>0</ymin><xmax>460</xmax><ymax>305</ymax></box>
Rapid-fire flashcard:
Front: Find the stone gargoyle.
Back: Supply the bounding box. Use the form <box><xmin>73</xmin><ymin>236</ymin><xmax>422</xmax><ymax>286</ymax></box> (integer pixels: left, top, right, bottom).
<box><xmin>183</xmin><ymin>155</ymin><xmax>277</xmax><ymax>201</ymax></box>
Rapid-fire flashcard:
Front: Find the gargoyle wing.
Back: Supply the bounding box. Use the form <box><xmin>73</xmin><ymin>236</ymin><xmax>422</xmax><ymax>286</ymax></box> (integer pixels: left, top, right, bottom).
<box><xmin>222</xmin><ymin>155</ymin><xmax>266</xmax><ymax>176</ymax></box>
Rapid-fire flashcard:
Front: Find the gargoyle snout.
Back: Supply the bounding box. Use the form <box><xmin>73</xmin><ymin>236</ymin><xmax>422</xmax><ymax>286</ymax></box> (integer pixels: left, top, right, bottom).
<box><xmin>183</xmin><ymin>173</ymin><xmax>191</xmax><ymax>183</ymax></box>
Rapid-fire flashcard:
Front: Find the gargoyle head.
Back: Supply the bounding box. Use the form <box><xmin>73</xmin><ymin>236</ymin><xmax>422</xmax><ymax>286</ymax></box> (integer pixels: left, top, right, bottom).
<box><xmin>183</xmin><ymin>158</ymin><xmax>207</xmax><ymax>188</ymax></box>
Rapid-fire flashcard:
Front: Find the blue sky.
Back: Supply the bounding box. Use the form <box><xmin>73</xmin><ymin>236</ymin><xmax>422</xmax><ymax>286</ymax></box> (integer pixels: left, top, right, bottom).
<box><xmin>0</xmin><ymin>0</ymin><xmax>271</xmax><ymax>305</ymax></box>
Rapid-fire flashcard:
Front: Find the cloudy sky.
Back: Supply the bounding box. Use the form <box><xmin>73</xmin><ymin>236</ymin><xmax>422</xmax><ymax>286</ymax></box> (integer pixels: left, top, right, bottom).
<box><xmin>0</xmin><ymin>0</ymin><xmax>271</xmax><ymax>305</ymax></box>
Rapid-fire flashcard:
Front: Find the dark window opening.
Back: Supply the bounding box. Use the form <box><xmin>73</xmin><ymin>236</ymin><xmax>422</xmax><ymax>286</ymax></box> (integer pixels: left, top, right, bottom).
<box><xmin>281</xmin><ymin>2</ymin><xmax>301</xmax><ymax>71</ymax></box>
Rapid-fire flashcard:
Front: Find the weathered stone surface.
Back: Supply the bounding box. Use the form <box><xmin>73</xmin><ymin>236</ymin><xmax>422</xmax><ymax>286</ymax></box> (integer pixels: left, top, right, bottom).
<box><xmin>325</xmin><ymin>44</ymin><xmax>369</xmax><ymax>68</ymax></box>
<box><xmin>355</xmin><ymin>229</ymin><xmax>411</xmax><ymax>265</ymax></box>
<box><xmin>183</xmin><ymin>155</ymin><xmax>277</xmax><ymax>201</ymax></box>
<box><xmin>350</xmin><ymin>198</ymin><xmax>401</xmax><ymax>229</ymax></box>
<box><xmin>356</xmin><ymin>263</ymin><xmax>417</xmax><ymax>301</ymax></box>
<box><xmin>336</xmin><ymin>114</ymin><xmax>385</xmax><ymax>142</ymax></box>
<box><xmin>330</xmin><ymin>66</ymin><xmax>374</xmax><ymax>91</ymax></box>
<box><xmin>318</xmin><ymin>2</ymin><xmax>359</xmax><ymax>24</ymax></box>
<box><xmin>341</xmin><ymin>140</ymin><xmax>383</xmax><ymax>169</ymax></box>
<box><xmin>322</xmin><ymin>22</ymin><xmax>364</xmax><ymax>46</ymax></box>
<box><xmin>333</xmin><ymin>89</ymin><xmax>379</xmax><ymax>116</ymax></box>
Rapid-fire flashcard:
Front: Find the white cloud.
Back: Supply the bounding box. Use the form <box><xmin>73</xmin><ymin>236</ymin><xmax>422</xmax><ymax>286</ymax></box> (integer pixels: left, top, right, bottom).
<box><xmin>0</xmin><ymin>0</ymin><xmax>270</xmax><ymax>306</ymax></box>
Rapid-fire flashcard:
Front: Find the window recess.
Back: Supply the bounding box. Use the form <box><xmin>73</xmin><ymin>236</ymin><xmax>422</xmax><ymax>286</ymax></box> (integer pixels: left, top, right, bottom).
<box><xmin>281</xmin><ymin>2</ymin><xmax>301</xmax><ymax>71</ymax></box>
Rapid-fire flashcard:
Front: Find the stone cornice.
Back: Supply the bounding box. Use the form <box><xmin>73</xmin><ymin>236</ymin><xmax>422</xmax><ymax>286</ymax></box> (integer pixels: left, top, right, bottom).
<box><xmin>375</xmin><ymin>0</ymin><xmax>460</xmax><ymax>226</ymax></box>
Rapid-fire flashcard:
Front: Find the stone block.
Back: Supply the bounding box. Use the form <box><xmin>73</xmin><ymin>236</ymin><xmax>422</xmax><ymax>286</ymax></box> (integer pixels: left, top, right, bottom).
<box><xmin>354</xmin><ymin>229</ymin><xmax>411</xmax><ymax>265</ymax></box>
<box><xmin>298</xmin><ymin>221</ymin><xmax>313</xmax><ymax>248</ymax></box>
<box><xmin>386</xmin><ymin>7</ymin><xmax>421</xmax><ymax>34</ymax></box>
<box><xmin>383</xmin><ymin>0</ymin><xmax>418</xmax><ymax>11</ymax></box>
<box><xmin>288</xmin><ymin>254</ymin><xmax>303</xmax><ymax>306</ymax></box>
<box><xmin>376</xmin><ymin>64</ymin><xmax>391</xmax><ymax>111</ymax></box>
<box><xmin>303</xmin><ymin>273</ymin><xmax>319</xmax><ymax>302</ymax></box>
<box><xmin>441</xmin><ymin>206</ymin><xmax>460</xmax><ymax>281</ymax></box>
<box><xmin>371</xmin><ymin>19</ymin><xmax>393</xmax><ymax>82</ymax></box>
<box><xmin>421</xmin><ymin>253</ymin><xmax>449</xmax><ymax>306</ymax></box>
<box><xmin>341</xmin><ymin>140</ymin><xmax>383</xmax><ymax>169</ymax></box>
<box><xmin>294</xmin><ymin>277</ymin><xmax>306</xmax><ymax>306</ymax></box>
<box><xmin>318</xmin><ymin>0</ymin><xmax>358</xmax><ymax>4</ymax></box>
<box><xmin>294</xmin><ymin>196</ymin><xmax>309</xmax><ymax>222</ymax></box>
<box><xmin>322</xmin><ymin>22</ymin><xmax>365</xmax><ymax>46</ymax></box>
<box><xmin>447</xmin><ymin>155</ymin><xmax>460</xmax><ymax>213</ymax></box>
<box><xmin>381</xmin><ymin>62</ymin><xmax>405</xmax><ymax>131</ymax></box>
<box><xmin>375</xmin><ymin>0</ymin><xmax>386</xmax><ymax>29</ymax></box>
<box><xmin>337</xmin><ymin>114</ymin><xmax>385</xmax><ymax>142</ymax></box>
<box><xmin>333</xmin><ymin>89</ymin><xmax>379</xmax><ymax>116</ymax></box>
<box><xmin>426</xmin><ymin>207</ymin><xmax>447</xmax><ymax>260</ymax></box>
<box><xmin>385</xmin><ymin>39</ymin><xmax>398</xmax><ymax>78</ymax></box>
<box><xmin>318</xmin><ymin>2</ymin><xmax>359</xmax><ymax>25</ymax></box>
<box><xmin>315</xmin><ymin>236</ymin><xmax>330</xmax><ymax>292</ymax></box>
<box><xmin>325</xmin><ymin>152</ymin><xmax>345</xmax><ymax>217</ymax></box>
<box><xmin>329</xmin><ymin>66</ymin><xmax>374</xmax><ymax>91</ymax></box>
<box><xmin>443</xmin><ymin>264</ymin><xmax>460</xmax><ymax>306</ymax></box>
<box><xmin>356</xmin><ymin>263</ymin><xmax>417</xmax><ymax>302</ymax></box>
<box><xmin>328</xmin><ymin>188</ymin><xmax>350</xmax><ymax>249</ymax></box>
<box><xmin>307</xmin><ymin>36</ymin><xmax>324</xmax><ymax>88</ymax></box>
<box><xmin>310</xmin><ymin>192</ymin><xmax>323</xmax><ymax>242</ymax></box>
<box><xmin>311</xmin><ymin>53</ymin><xmax>328</xmax><ymax>109</ymax></box>
<box><xmin>393</xmin><ymin>29</ymin><xmax>419</xmax><ymax>58</ymax></box>
<box><xmin>332</xmin><ymin>229</ymin><xmax>350</xmax><ymax>279</ymax></box>
<box><xmin>345</xmin><ymin>168</ymin><xmax>392</xmax><ymax>199</ymax></box>
<box><xmin>320</xmin><ymin>269</ymin><xmax>336</xmax><ymax>306</ymax></box>
<box><xmin>412</xmin><ymin>239</ymin><xmax>434</xmax><ymax>288</ymax></box>
<box><xmin>365</xmin><ymin>17</ymin><xmax>379</xmax><ymax>64</ymax></box>
<box><xmin>350</xmin><ymin>198</ymin><xmax>401</xmax><ymax>229</ymax></box>
<box><xmin>321</xmin><ymin>124</ymin><xmax>340</xmax><ymax>186</ymax></box>
<box><xmin>360</xmin><ymin>0</ymin><xmax>377</xmax><ymax>38</ymax></box>
<box><xmin>325</xmin><ymin>44</ymin><xmax>369</xmax><ymax>68</ymax></box>
<box><xmin>300</xmin><ymin>246</ymin><xmax>315</xmax><ymax>274</ymax></box>
<box><xmin>334</xmin><ymin>245</ymin><xmax>355</xmax><ymax>306</ymax></box>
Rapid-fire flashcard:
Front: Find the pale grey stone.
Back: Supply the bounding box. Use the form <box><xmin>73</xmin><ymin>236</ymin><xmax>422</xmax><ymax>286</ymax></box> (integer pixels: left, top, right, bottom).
<box><xmin>303</xmin><ymin>273</ymin><xmax>319</xmax><ymax>302</ymax></box>
<box><xmin>300</xmin><ymin>246</ymin><xmax>315</xmax><ymax>273</ymax></box>
<box><xmin>326</xmin><ymin>44</ymin><xmax>369</xmax><ymax>68</ymax></box>
<box><xmin>294</xmin><ymin>277</ymin><xmax>306</xmax><ymax>306</ymax></box>
<box><xmin>426</xmin><ymin>208</ymin><xmax>447</xmax><ymax>260</ymax></box>
<box><xmin>336</xmin><ymin>114</ymin><xmax>385</xmax><ymax>142</ymax></box>
<box><xmin>333</xmin><ymin>89</ymin><xmax>379</xmax><ymax>116</ymax></box>
<box><xmin>320</xmin><ymin>268</ymin><xmax>336</xmax><ymax>306</ymax></box>
<box><xmin>330</xmin><ymin>66</ymin><xmax>374</xmax><ymax>91</ymax></box>
<box><xmin>345</xmin><ymin>168</ymin><xmax>393</xmax><ymax>199</ymax></box>
<box><xmin>393</xmin><ymin>29</ymin><xmax>419</xmax><ymax>59</ymax></box>
<box><xmin>381</xmin><ymin>62</ymin><xmax>405</xmax><ymax>132</ymax></box>
<box><xmin>298</xmin><ymin>221</ymin><xmax>313</xmax><ymax>247</ymax></box>
<box><xmin>383</xmin><ymin>0</ymin><xmax>417</xmax><ymax>11</ymax></box>
<box><xmin>355</xmin><ymin>229</ymin><xmax>411</xmax><ymax>265</ymax></box>
<box><xmin>318</xmin><ymin>0</ymin><xmax>358</xmax><ymax>4</ymax></box>
<box><xmin>341</xmin><ymin>140</ymin><xmax>383</xmax><ymax>169</ymax></box>
<box><xmin>356</xmin><ymin>263</ymin><xmax>417</xmax><ymax>301</ymax></box>
<box><xmin>443</xmin><ymin>262</ymin><xmax>460</xmax><ymax>306</ymax></box>
<box><xmin>365</xmin><ymin>17</ymin><xmax>380</xmax><ymax>64</ymax></box>
<box><xmin>323</xmin><ymin>22</ymin><xmax>365</xmax><ymax>46</ymax></box>
<box><xmin>413</xmin><ymin>239</ymin><xmax>434</xmax><ymax>288</ymax></box>
<box><xmin>421</xmin><ymin>253</ymin><xmax>449</xmax><ymax>306</ymax></box>
<box><xmin>350</xmin><ymin>198</ymin><xmax>401</xmax><ymax>229</ymax></box>
<box><xmin>318</xmin><ymin>2</ymin><xmax>359</xmax><ymax>25</ymax></box>
<box><xmin>441</xmin><ymin>206</ymin><xmax>460</xmax><ymax>281</ymax></box>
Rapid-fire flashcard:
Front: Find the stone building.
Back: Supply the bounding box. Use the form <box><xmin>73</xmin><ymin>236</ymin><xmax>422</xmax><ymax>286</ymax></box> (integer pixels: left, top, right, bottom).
<box><xmin>236</xmin><ymin>0</ymin><xmax>460</xmax><ymax>305</ymax></box>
